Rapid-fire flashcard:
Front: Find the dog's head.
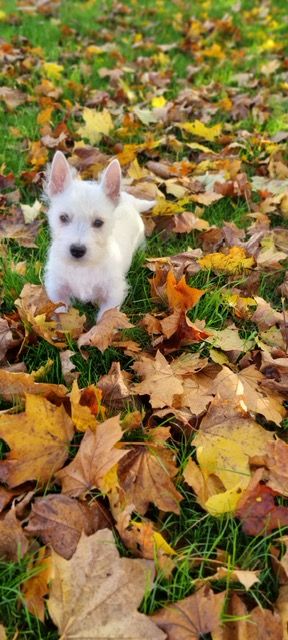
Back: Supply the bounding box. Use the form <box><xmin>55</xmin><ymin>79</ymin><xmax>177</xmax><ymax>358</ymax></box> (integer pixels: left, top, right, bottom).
<box><xmin>44</xmin><ymin>151</ymin><xmax>152</xmax><ymax>265</ymax></box>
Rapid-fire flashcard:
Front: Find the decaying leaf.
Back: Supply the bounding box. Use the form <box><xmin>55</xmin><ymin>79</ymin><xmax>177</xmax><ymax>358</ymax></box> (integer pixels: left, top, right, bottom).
<box><xmin>26</xmin><ymin>494</ymin><xmax>110</xmax><ymax>559</ymax></box>
<box><xmin>152</xmin><ymin>584</ymin><xmax>226</xmax><ymax>639</ymax></box>
<box><xmin>78</xmin><ymin>308</ymin><xmax>133</xmax><ymax>352</ymax></box>
<box><xmin>118</xmin><ymin>428</ymin><xmax>182</xmax><ymax>515</ymax></box>
<box><xmin>47</xmin><ymin>528</ymin><xmax>165</xmax><ymax>640</ymax></box>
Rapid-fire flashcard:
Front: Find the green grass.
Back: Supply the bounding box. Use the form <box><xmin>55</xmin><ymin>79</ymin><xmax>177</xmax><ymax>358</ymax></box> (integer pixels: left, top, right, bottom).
<box><xmin>0</xmin><ymin>0</ymin><xmax>288</xmax><ymax>637</ymax></box>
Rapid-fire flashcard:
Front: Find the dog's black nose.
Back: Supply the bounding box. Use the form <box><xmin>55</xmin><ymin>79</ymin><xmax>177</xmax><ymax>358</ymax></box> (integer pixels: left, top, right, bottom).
<box><xmin>70</xmin><ymin>244</ymin><xmax>87</xmax><ymax>259</ymax></box>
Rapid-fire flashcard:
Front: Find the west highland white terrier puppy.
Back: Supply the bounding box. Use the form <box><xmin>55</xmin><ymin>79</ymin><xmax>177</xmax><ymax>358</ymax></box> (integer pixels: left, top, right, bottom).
<box><xmin>44</xmin><ymin>151</ymin><xmax>154</xmax><ymax>320</ymax></box>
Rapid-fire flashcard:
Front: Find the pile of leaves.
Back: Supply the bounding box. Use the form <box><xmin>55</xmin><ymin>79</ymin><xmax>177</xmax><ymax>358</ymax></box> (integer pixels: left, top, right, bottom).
<box><xmin>1</xmin><ymin>0</ymin><xmax>288</xmax><ymax>638</ymax></box>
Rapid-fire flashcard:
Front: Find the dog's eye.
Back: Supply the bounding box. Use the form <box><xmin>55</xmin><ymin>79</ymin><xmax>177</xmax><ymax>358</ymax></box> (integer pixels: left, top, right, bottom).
<box><xmin>92</xmin><ymin>219</ymin><xmax>104</xmax><ymax>228</ymax></box>
<box><xmin>60</xmin><ymin>213</ymin><xmax>70</xmax><ymax>224</ymax></box>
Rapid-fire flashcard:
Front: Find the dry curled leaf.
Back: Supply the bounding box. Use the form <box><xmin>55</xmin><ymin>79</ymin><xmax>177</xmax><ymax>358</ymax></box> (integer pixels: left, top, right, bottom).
<box><xmin>78</xmin><ymin>308</ymin><xmax>133</xmax><ymax>352</ymax></box>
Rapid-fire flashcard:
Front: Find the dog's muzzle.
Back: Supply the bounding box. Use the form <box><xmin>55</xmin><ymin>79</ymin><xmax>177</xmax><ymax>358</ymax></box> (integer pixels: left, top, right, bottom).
<box><xmin>70</xmin><ymin>244</ymin><xmax>87</xmax><ymax>259</ymax></box>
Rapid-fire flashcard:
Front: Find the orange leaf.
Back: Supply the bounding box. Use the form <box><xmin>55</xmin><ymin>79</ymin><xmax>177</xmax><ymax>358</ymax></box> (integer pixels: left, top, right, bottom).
<box><xmin>166</xmin><ymin>270</ymin><xmax>205</xmax><ymax>311</ymax></box>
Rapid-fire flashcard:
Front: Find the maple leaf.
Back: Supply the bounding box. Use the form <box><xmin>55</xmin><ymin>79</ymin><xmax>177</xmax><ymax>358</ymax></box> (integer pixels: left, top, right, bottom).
<box><xmin>42</xmin><ymin>61</ymin><xmax>64</xmax><ymax>80</ymax></box>
<box><xmin>0</xmin><ymin>506</ymin><xmax>29</xmax><ymax>561</ymax></box>
<box><xmin>15</xmin><ymin>283</ymin><xmax>86</xmax><ymax>348</ymax></box>
<box><xmin>213</xmin><ymin>364</ymin><xmax>286</xmax><ymax>425</ymax></box>
<box><xmin>198</xmin><ymin>246</ymin><xmax>255</xmax><ymax>274</ymax></box>
<box><xmin>265</xmin><ymin>439</ymin><xmax>288</xmax><ymax>496</ymax></box>
<box><xmin>97</xmin><ymin>361</ymin><xmax>132</xmax><ymax>409</ymax></box>
<box><xmin>77</xmin><ymin>108</ymin><xmax>114</xmax><ymax>144</ymax></box>
<box><xmin>0</xmin><ymin>86</ymin><xmax>27</xmax><ymax>110</ymax></box>
<box><xmin>132</xmin><ymin>350</ymin><xmax>183</xmax><ymax>408</ymax></box>
<box><xmin>179</xmin><ymin>119</ymin><xmax>222</xmax><ymax>141</ymax></box>
<box><xmin>185</xmin><ymin>400</ymin><xmax>274</xmax><ymax>515</ymax></box>
<box><xmin>0</xmin><ymin>210</ymin><xmax>41</xmax><ymax>247</ymax></box>
<box><xmin>0</xmin><ymin>317</ymin><xmax>21</xmax><ymax>362</ymax></box>
<box><xmin>56</xmin><ymin>415</ymin><xmax>128</xmax><ymax>497</ymax></box>
<box><xmin>26</xmin><ymin>494</ymin><xmax>110</xmax><ymax>559</ymax></box>
<box><xmin>166</xmin><ymin>270</ymin><xmax>205</xmax><ymax>311</ymax></box>
<box><xmin>20</xmin><ymin>199</ymin><xmax>42</xmax><ymax>223</ymax></box>
<box><xmin>0</xmin><ymin>394</ymin><xmax>74</xmax><ymax>487</ymax></box>
<box><xmin>117</xmin><ymin>506</ymin><xmax>176</xmax><ymax>573</ymax></box>
<box><xmin>0</xmin><ymin>368</ymin><xmax>67</xmax><ymax>401</ymax></box>
<box><xmin>47</xmin><ymin>528</ymin><xmax>165</xmax><ymax>640</ymax></box>
<box><xmin>118</xmin><ymin>428</ymin><xmax>182</xmax><ymax>515</ymax></box>
<box><xmin>219</xmin><ymin>592</ymin><xmax>283</xmax><ymax>640</ymax></box>
<box><xmin>78</xmin><ymin>308</ymin><xmax>133</xmax><ymax>352</ymax></box>
<box><xmin>22</xmin><ymin>548</ymin><xmax>52</xmax><ymax>622</ymax></box>
<box><xmin>236</xmin><ymin>471</ymin><xmax>288</xmax><ymax>536</ymax></box>
<box><xmin>69</xmin><ymin>380</ymin><xmax>105</xmax><ymax>431</ymax></box>
<box><xmin>152</xmin><ymin>585</ymin><xmax>226</xmax><ymax>639</ymax></box>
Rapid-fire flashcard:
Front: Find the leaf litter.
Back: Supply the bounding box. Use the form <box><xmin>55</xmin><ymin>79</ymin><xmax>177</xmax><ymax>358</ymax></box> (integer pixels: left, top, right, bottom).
<box><xmin>1</xmin><ymin>0</ymin><xmax>288</xmax><ymax>638</ymax></box>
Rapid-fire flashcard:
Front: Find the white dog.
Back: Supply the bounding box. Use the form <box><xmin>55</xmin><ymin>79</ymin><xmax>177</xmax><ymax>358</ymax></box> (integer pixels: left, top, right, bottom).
<box><xmin>44</xmin><ymin>151</ymin><xmax>154</xmax><ymax>320</ymax></box>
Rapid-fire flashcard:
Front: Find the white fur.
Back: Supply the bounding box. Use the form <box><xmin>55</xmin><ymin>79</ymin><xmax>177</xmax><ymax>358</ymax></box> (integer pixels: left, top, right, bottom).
<box><xmin>44</xmin><ymin>152</ymin><xmax>154</xmax><ymax>320</ymax></box>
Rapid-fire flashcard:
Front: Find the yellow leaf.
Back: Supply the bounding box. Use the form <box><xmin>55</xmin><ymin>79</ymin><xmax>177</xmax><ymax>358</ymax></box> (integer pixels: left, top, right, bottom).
<box><xmin>151</xmin><ymin>96</ymin><xmax>166</xmax><ymax>108</ymax></box>
<box><xmin>203</xmin><ymin>43</ymin><xmax>225</xmax><ymax>59</ymax></box>
<box><xmin>179</xmin><ymin>120</ymin><xmax>222</xmax><ymax>141</ymax></box>
<box><xmin>205</xmin><ymin>486</ymin><xmax>246</xmax><ymax>516</ymax></box>
<box><xmin>152</xmin><ymin>531</ymin><xmax>176</xmax><ymax>556</ymax></box>
<box><xmin>42</xmin><ymin>62</ymin><xmax>64</xmax><ymax>80</ymax></box>
<box><xmin>198</xmin><ymin>246</ymin><xmax>255</xmax><ymax>274</ymax></box>
<box><xmin>78</xmin><ymin>108</ymin><xmax>114</xmax><ymax>144</ymax></box>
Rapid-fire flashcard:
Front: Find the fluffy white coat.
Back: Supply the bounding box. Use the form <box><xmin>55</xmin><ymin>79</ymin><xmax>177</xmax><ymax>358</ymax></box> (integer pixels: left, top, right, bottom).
<box><xmin>44</xmin><ymin>151</ymin><xmax>154</xmax><ymax>319</ymax></box>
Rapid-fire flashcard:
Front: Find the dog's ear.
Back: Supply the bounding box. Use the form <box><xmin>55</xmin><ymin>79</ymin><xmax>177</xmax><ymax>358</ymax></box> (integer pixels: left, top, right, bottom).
<box><xmin>47</xmin><ymin>151</ymin><xmax>73</xmax><ymax>197</ymax></box>
<box><xmin>133</xmin><ymin>198</ymin><xmax>156</xmax><ymax>213</ymax></box>
<box><xmin>101</xmin><ymin>159</ymin><xmax>121</xmax><ymax>203</ymax></box>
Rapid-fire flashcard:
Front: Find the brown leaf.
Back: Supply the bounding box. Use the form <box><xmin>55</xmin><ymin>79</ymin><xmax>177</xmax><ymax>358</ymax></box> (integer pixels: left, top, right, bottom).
<box><xmin>118</xmin><ymin>429</ymin><xmax>182</xmax><ymax>515</ymax></box>
<box><xmin>0</xmin><ymin>394</ymin><xmax>74</xmax><ymax>487</ymax></box>
<box><xmin>47</xmin><ymin>528</ymin><xmax>166</xmax><ymax>640</ymax></box>
<box><xmin>152</xmin><ymin>585</ymin><xmax>226</xmax><ymax>639</ymax></box>
<box><xmin>0</xmin><ymin>507</ymin><xmax>29</xmax><ymax>561</ymax></box>
<box><xmin>132</xmin><ymin>350</ymin><xmax>183</xmax><ymax>408</ymax></box>
<box><xmin>15</xmin><ymin>283</ymin><xmax>86</xmax><ymax>348</ymax></box>
<box><xmin>0</xmin><ymin>209</ymin><xmax>41</xmax><ymax>247</ymax></box>
<box><xmin>236</xmin><ymin>473</ymin><xmax>288</xmax><ymax>535</ymax></box>
<box><xmin>213</xmin><ymin>364</ymin><xmax>286</xmax><ymax>425</ymax></box>
<box><xmin>56</xmin><ymin>416</ymin><xmax>127</xmax><ymax>497</ymax></box>
<box><xmin>26</xmin><ymin>494</ymin><xmax>110</xmax><ymax>559</ymax></box>
<box><xmin>69</xmin><ymin>380</ymin><xmax>105</xmax><ymax>432</ymax></box>
<box><xmin>97</xmin><ymin>361</ymin><xmax>132</xmax><ymax>409</ymax></box>
<box><xmin>78</xmin><ymin>308</ymin><xmax>133</xmax><ymax>352</ymax></box>
<box><xmin>0</xmin><ymin>86</ymin><xmax>27</xmax><ymax>110</ymax></box>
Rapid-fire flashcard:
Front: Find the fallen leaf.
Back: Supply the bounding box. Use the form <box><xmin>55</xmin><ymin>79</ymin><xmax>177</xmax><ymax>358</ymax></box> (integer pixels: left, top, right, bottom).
<box><xmin>198</xmin><ymin>246</ymin><xmax>255</xmax><ymax>274</ymax></box>
<box><xmin>213</xmin><ymin>365</ymin><xmax>286</xmax><ymax>425</ymax></box>
<box><xmin>77</xmin><ymin>108</ymin><xmax>114</xmax><ymax>144</ymax></box>
<box><xmin>78</xmin><ymin>308</ymin><xmax>133</xmax><ymax>351</ymax></box>
<box><xmin>152</xmin><ymin>584</ymin><xmax>226</xmax><ymax>639</ymax></box>
<box><xmin>0</xmin><ymin>86</ymin><xmax>27</xmax><ymax>110</ymax></box>
<box><xmin>179</xmin><ymin>120</ymin><xmax>222</xmax><ymax>141</ymax></box>
<box><xmin>47</xmin><ymin>528</ymin><xmax>165</xmax><ymax>640</ymax></box>
<box><xmin>0</xmin><ymin>506</ymin><xmax>29</xmax><ymax>560</ymax></box>
<box><xmin>118</xmin><ymin>428</ymin><xmax>182</xmax><ymax>515</ymax></box>
<box><xmin>22</xmin><ymin>548</ymin><xmax>52</xmax><ymax>622</ymax></box>
<box><xmin>20</xmin><ymin>199</ymin><xmax>42</xmax><ymax>224</ymax></box>
<box><xmin>56</xmin><ymin>415</ymin><xmax>127</xmax><ymax>496</ymax></box>
<box><xmin>0</xmin><ymin>394</ymin><xmax>74</xmax><ymax>487</ymax></box>
<box><xmin>69</xmin><ymin>380</ymin><xmax>105</xmax><ymax>431</ymax></box>
<box><xmin>132</xmin><ymin>350</ymin><xmax>183</xmax><ymax>408</ymax></box>
<box><xmin>0</xmin><ymin>369</ymin><xmax>67</xmax><ymax>401</ymax></box>
<box><xmin>236</xmin><ymin>472</ymin><xmax>288</xmax><ymax>535</ymax></box>
<box><xmin>26</xmin><ymin>494</ymin><xmax>110</xmax><ymax>559</ymax></box>
<box><xmin>166</xmin><ymin>270</ymin><xmax>205</xmax><ymax>311</ymax></box>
